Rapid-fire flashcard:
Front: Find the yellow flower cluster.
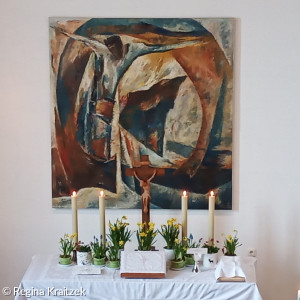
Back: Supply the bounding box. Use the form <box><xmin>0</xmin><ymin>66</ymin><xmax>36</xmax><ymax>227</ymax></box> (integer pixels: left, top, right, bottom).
<box><xmin>226</xmin><ymin>235</ymin><xmax>233</xmax><ymax>243</ymax></box>
<box><xmin>167</xmin><ymin>218</ymin><xmax>177</xmax><ymax>226</ymax></box>
<box><xmin>222</xmin><ymin>229</ymin><xmax>242</xmax><ymax>256</ymax></box>
<box><xmin>136</xmin><ymin>221</ymin><xmax>158</xmax><ymax>251</ymax></box>
<box><xmin>159</xmin><ymin>218</ymin><xmax>181</xmax><ymax>249</ymax></box>
<box><xmin>64</xmin><ymin>233</ymin><xmax>77</xmax><ymax>240</ymax></box>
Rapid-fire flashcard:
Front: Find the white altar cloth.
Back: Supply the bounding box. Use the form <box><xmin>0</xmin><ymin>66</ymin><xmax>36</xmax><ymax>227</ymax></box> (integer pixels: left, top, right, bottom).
<box><xmin>15</xmin><ymin>254</ymin><xmax>262</xmax><ymax>300</ymax></box>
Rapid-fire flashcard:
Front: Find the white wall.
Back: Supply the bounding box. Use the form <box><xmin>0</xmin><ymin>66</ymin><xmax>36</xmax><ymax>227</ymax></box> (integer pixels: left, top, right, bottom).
<box><xmin>1</xmin><ymin>0</ymin><xmax>300</xmax><ymax>299</ymax></box>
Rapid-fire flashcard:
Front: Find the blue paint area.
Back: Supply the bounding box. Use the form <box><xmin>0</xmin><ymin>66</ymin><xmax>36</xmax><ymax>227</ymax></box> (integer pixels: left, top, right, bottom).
<box><xmin>202</xmin><ymin>76</ymin><xmax>228</xmax><ymax>167</ymax></box>
<box><xmin>75</xmin><ymin>91</ymin><xmax>89</xmax><ymax>147</ymax></box>
<box><xmin>76</xmin><ymin>18</ymin><xmax>211</xmax><ymax>38</ymax></box>
<box><xmin>119</xmin><ymin>76</ymin><xmax>185</xmax><ymax>156</ymax></box>
<box><xmin>56</xmin><ymin>78</ymin><xmax>71</xmax><ymax>127</ymax></box>
<box><xmin>166</xmin><ymin>141</ymin><xmax>194</xmax><ymax>158</ymax></box>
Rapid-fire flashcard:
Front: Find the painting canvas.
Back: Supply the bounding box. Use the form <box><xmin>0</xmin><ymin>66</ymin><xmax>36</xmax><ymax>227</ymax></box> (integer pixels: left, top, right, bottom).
<box><xmin>50</xmin><ymin>18</ymin><xmax>234</xmax><ymax>210</ymax></box>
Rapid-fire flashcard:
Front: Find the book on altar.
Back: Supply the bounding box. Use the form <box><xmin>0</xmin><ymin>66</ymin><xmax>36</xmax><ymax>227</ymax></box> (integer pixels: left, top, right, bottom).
<box><xmin>120</xmin><ymin>250</ymin><xmax>166</xmax><ymax>278</ymax></box>
<box><xmin>215</xmin><ymin>256</ymin><xmax>246</xmax><ymax>282</ymax></box>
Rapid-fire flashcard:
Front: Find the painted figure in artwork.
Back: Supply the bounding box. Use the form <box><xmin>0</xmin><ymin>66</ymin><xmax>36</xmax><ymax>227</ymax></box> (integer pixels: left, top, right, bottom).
<box><xmin>53</xmin><ymin>25</ymin><xmax>205</xmax><ymax>162</ymax></box>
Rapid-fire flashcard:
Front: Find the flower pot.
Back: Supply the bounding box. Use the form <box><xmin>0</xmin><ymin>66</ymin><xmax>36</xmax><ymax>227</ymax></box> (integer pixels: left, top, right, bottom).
<box><xmin>93</xmin><ymin>257</ymin><xmax>106</xmax><ymax>266</ymax></box>
<box><xmin>170</xmin><ymin>259</ymin><xmax>185</xmax><ymax>270</ymax></box>
<box><xmin>163</xmin><ymin>247</ymin><xmax>175</xmax><ymax>262</ymax></box>
<box><xmin>185</xmin><ymin>255</ymin><xmax>195</xmax><ymax>266</ymax></box>
<box><xmin>203</xmin><ymin>253</ymin><xmax>218</xmax><ymax>268</ymax></box>
<box><xmin>59</xmin><ymin>255</ymin><xmax>72</xmax><ymax>265</ymax></box>
<box><xmin>77</xmin><ymin>251</ymin><xmax>92</xmax><ymax>266</ymax></box>
<box><xmin>107</xmin><ymin>260</ymin><xmax>120</xmax><ymax>269</ymax></box>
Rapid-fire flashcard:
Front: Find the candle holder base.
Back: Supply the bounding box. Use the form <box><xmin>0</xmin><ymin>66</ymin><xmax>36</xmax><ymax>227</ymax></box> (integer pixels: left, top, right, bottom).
<box><xmin>72</xmin><ymin>250</ymin><xmax>77</xmax><ymax>263</ymax></box>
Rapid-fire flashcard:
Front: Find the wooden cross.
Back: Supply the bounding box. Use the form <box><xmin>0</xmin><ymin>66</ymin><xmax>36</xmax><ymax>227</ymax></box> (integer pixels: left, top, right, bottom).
<box><xmin>125</xmin><ymin>155</ymin><xmax>165</xmax><ymax>225</ymax></box>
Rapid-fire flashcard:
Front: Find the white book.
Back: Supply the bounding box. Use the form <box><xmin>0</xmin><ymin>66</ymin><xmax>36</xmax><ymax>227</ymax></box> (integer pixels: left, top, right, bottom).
<box><xmin>120</xmin><ymin>250</ymin><xmax>166</xmax><ymax>278</ymax></box>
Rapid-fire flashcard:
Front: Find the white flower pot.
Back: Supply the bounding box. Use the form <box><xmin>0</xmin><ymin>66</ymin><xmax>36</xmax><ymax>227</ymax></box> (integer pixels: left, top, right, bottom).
<box><xmin>163</xmin><ymin>247</ymin><xmax>175</xmax><ymax>262</ymax></box>
<box><xmin>77</xmin><ymin>251</ymin><xmax>92</xmax><ymax>266</ymax></box>
<box><xmin>203</xmin><ymin>253</ymin><xmax>218</xmax><ymax>268</ymax></box>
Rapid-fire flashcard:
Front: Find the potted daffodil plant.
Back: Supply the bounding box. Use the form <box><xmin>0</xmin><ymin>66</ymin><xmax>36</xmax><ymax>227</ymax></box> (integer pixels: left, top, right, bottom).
<box><xmin>159</xmin><ymin>218</ymin><xmax>181</xmax><ymax>261</ymax></box>
<box><xmin>136</xmin><ymin>222</ymin><xmax>158</xmax><ymax>251</ymax></box>
<box><xmin>106</xmin><ymin>216</ymin><xmax>133</xmax><ymax>269</ymax></box>
<box><xmin>59</xmin><ymin>233</ymin><xmax>77</xmax><ymax>265</ymax></box>
<box><xmin>222</xmin><ymin>230</ymin><xmax>242</xmax><ymax>256</ymax></box>
<box><xmin>170</xmin><ymin>238</ymin><xmax>186</xmax><ymax>270</ymax></box>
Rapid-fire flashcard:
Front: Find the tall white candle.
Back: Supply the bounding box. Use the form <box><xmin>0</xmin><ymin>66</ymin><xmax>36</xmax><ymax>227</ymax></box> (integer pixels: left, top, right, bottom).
<box><xmin>99</xmin><ymin>190</ymin><xmax>106</xmax><ymax>240</ymax></box>
<box><xmin>181</xmin><ymin>190</ymin><xmax>188</xmax><ymax>239</ymax></box>
<box><xmin>298</xmin><ymin>290</ymin><xmax>300</xmax><ymax>300</ymax></box>
<box><xmin>208</xmin><ymin>191</ymin><xmax>215</xmax><ymax>244</ymax></box>
<box><xmin>71</xmin><ymin>191</ymin><xmax>78</xmax><ymax>243</ymax></box>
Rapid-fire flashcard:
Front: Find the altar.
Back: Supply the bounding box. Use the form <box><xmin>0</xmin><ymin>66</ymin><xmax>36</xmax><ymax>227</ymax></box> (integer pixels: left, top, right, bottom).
<box><xmin>15</xmin><ymin>254</ymin><xmax>262</xmax><ymax>300</ymax></box>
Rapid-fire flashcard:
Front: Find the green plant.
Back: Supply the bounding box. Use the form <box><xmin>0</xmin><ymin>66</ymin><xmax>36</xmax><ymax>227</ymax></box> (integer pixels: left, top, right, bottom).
<box><xmin>107</xmin><ymin>242</ymin><xmax>120</xmax><ymax>261</ymax></box>
<box><xmin>202</xmin><ymin>238</ymin><xmax>220</xmax><ymax>254</ymax></box>
<box><xmin>107</xmin><ymin>216</ymin><xmax>133</xmax><ymax>250</ymax></box>
<box><xmin>90</xmin><ymin>235</ymin><xmax>107</xmax><ymax>259</ymax></box>
<box><xmin>184</xmin><ymin>234</ymin><xmax>201</xmax><ymax>258</ymax></box>
<box><xmin>59</xmin><ymin>233</ymin><xmax>77</xmax><ymax>257</ymax></box>
<box><xmin>186</xmin><ymin>234</ymin><xmax>201</xmax><ymax>248</ymax></box>
<box><xmin>76</xmin><ymin>241</ymin><xmax>91</xmax><ymax>252</ymax></box>
<box><xmin>159</xmin><ymin>218</ymin><xmax>181</xmax><ymax>249</ymax></box>
<box><xmin>173</xmin><ymin>238</ymin><xmax>187</xmax><ymax>261</ymax></box>
<box><xmin>136</xmin><ymin>222</ymin><xmax>158</xmax><ymax>251</ymax></box>
<box><xmin>222</xmin><ymin>230</ymin><xmax>242</xmax><ymax>256</ymax></box>
<box><xmin>107</xmin><ymin>216</ymin><xmax>133</xmax><ymax>261</ymax></box>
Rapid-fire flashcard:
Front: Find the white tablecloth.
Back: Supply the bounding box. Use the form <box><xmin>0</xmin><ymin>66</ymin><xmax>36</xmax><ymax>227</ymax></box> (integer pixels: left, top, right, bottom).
<box><xmin>15</xmin><ymin>255</ymin><xmax>262</xmax><ymax>300</ymax></box>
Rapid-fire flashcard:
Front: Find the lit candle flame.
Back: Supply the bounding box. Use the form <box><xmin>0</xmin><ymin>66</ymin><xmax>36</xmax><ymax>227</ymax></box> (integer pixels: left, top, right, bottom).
<box><xmin>210</xmin><ymin>191</ymin><xmax>214</xmax><ymax>197</ymax></box>
<box><xmin>72</xmin><ymin>191</ymin><xmax>77</xmax><ymax>197</ymax></box>
<box><xmin>100</xmin><ymin>190</ymin><xmax>104</xmax><ymax>197</ymax></box>
<box><xmin>183</xmin><ymin>190</ymin><xmax>187</xmax><ymax>197</ymax></box>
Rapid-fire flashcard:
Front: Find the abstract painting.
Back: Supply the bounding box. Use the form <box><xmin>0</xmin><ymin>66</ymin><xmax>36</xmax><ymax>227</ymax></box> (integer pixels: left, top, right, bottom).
<box><xmin>50</xmin><ymin>18</ymin><xmax>234</xmax><ymax>210</ymax></box>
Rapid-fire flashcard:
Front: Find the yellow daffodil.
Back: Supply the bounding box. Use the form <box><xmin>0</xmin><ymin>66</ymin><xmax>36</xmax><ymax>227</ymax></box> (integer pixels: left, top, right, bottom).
<box><xmin>119</xmin><ymin>240</ymin><xmax>124</xmax><ymax>246</ymax></box>
<box><xmin>70</xmin><ymin>233</ymin><xmax>77</xmax><ymax>239</ymax></box>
